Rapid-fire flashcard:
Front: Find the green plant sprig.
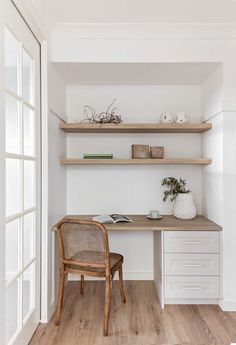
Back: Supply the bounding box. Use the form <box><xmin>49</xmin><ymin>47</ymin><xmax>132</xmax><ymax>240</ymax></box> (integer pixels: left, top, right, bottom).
<box><xmin>161</xmin><ymin>177</ymin><xmax>190</xmax><ymax>202</ymax></box>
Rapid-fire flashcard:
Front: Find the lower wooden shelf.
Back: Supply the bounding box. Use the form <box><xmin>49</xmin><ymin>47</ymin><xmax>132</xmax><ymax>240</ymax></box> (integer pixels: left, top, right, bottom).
<box><xmin>60</xmin><ymin>158</ymin><xmax>212</xmax><ymax>165</ymax></box>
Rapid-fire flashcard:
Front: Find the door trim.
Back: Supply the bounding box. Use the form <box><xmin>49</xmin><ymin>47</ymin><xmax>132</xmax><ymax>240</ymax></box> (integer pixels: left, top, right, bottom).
<box><xmin>5</xmin><ymin>0</ymin><xmax>51</xmax><ymax>325</ymax></box>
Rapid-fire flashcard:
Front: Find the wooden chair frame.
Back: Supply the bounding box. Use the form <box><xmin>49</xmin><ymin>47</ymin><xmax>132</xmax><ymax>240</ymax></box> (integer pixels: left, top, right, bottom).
<box><xmin>54</xmin><ymin>218</ymin><xmax>126</xmax><ymax>336</ymax></box>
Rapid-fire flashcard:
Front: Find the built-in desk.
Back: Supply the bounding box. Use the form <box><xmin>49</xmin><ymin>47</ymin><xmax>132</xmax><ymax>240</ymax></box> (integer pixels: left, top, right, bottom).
<box><xmin>64</xmin><ymin>214</ymin><xmax>222</xmax><ymax>232</ymax></box>
<box><xmin>60</xmin><ymin>215</ymin><xmax>222</xmax><ymax>307</ymax></box>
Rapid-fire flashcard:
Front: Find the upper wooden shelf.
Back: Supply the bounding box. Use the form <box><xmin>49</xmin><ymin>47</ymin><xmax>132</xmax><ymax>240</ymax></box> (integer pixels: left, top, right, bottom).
<box><xmin>60</xmin><ymin>158</ymin><xmax>212</xmax><ymax>166</ymax></box>
<box><xmin>60</xmin><ymin>122</ymin><xmax>212</xmax><ymax>133</ymax></box>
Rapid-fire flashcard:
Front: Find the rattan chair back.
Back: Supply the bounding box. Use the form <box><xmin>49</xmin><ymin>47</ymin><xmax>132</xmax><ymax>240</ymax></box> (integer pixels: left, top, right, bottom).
<box><xmin>56</xmin><ymin>219</ymin><xmax>110</xmax><ymax>273</ymax></box>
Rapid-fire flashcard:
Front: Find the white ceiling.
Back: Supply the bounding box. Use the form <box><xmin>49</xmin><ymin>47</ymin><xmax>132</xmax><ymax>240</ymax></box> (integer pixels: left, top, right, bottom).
<box><xmin>29</xmin><ymin>0</ymin><xmax>236</xmax><ymax>34</ymax></box>
<box><xmin>54</xmin><ymin>62</ymin><xmax>220</xmax><ymax>85</ymax></box>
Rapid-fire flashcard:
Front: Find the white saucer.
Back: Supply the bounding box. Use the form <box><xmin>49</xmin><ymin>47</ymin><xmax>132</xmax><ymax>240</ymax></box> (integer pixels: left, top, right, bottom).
<box><xmin>146</xmin><ymin>215</ymin><xmax>162</xmax><ymax>220</ymax></box>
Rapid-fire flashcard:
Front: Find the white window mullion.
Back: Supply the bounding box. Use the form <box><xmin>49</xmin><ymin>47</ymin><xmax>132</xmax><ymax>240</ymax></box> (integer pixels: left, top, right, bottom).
<box><xmin>6</xmin><ymin>258</ymin><xmax>36</xmax><ymax>289</ymax></box>
<box><xmin>5</xmin><ymin>88</ymin><xmax>22</xmax><ymax>101</ymax></box>
<box><xmin>5</xmin><ymin>153</ymin><xmax>36</xmax><ymax>161</ymax></box>
<box><xmin>23</xmin><ymin>100</ymin><xmax>35</xmax><ymax>111</ymax></box>
<box><xmin>5</xmin><ymin>207</ymin><xmax>36</xmax><ymax>224</ymax></box>
<box><xmin>5</xmin><ymin>90</ymin><xmax>36</xmax><ymax>113</ymax></box>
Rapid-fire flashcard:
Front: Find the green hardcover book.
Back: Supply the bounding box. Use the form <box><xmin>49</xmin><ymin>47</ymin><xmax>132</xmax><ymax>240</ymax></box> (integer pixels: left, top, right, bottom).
<box><xmin>83</xmin><ymin>154</ymin><xmax>113</xmax><ymax>159</ymax></box>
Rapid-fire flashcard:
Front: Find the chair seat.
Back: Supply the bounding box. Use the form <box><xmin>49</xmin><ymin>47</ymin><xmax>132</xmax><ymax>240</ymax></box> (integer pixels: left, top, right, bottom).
<box><xmin>65</xmin><ymin>251</ymin><xmax>123</xmax><ymax>276</ymax></box>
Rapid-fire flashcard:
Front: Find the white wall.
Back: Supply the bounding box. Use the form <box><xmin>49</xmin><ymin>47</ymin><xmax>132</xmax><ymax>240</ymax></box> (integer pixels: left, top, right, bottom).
<box><xmin>221</xmin><ymin>113</ymin><xmax>236</xmax><ymax>309</ymax></box>
<box><xmin>66</xmin><ymin>84</ymin><xmax>202</xmax><ymax>279</ymax></box>
<box><xmin>202</xmin><ymin>65</ymin><xmax>223</xmax><ymax>120</ymax></box>
<box><xmin>202</xmin><ymin>115</ymin><xmax>223</xmax><ymax>225</ymax></box>
<box><xmin>202</xmin><ymin>61</ymin><xmax>236</xmax><ymax>310</ymax></box>
<box><xmin>50</xmin><ymin>23</ymin><xmax>236</xmax><ymax>307</ymax></box>
<box><xmin>45</xmin><ymin>63</ymin><xmax>67</xmax><ymax>318</ymax></box>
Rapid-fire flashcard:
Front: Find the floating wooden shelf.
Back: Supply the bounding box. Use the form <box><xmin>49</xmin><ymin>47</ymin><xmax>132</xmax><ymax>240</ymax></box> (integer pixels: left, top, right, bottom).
<box><xmin>60</xmin><ymin>122</ymin><xmax>212</xmax><ymax>133</ymax></box>
<box><xmin>60</xmin><ymin>158</ymin><xmax>212</xmax><ymax>166</ymax></box>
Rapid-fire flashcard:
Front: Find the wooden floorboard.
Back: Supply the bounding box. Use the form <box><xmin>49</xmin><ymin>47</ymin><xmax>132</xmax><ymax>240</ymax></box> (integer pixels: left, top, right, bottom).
<box><xmin>29</xmin><ymin>281</ymin><xmax>236</xmax><ymax>345</ymax></box>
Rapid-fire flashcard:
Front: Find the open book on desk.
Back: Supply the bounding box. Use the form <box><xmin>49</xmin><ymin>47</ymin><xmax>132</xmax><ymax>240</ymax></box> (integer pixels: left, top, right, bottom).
<box><xmin>92</xmin><ymin>214</ymin><xmax>133</xmax><ymax>224</ymax></box>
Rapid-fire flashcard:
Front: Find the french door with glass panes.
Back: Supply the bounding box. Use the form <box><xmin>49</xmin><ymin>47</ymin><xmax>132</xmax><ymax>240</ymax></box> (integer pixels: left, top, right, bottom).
<box><xmin>3</xmin><ymin>1</ymin><xmax>41</xmax><ymax>345</ymax></box>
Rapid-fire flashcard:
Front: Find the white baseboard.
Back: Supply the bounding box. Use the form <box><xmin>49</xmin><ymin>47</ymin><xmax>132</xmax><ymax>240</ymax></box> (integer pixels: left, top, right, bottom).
<box><xmin>219</xmin><ymin>299</ymin><xmax>236</xmax><ymax>311</ymax></box>
<box><xmin>165</xmin><ymin>298</ymin><xmax>220</xmax><ymax>305</ymax></box>
<box><xmin>68</xmin><ymin>271</ymin><xmax>153</xmax><ymax>281</ymax></box>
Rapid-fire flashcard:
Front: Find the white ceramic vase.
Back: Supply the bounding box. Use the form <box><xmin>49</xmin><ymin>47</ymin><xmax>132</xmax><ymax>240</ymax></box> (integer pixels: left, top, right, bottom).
<box><xmin>173</xmin><ymin>192</ymin><xmax>197</xmax><ymax>219</ymax></box>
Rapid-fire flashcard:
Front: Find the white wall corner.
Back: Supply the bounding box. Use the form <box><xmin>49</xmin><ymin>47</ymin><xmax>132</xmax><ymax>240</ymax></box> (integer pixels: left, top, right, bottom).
<box><xmin>219</xmin><ymin>299</ymin><xmax>236</xmax><ymax>312</ymax></box>
<box><xmin>12</xmin><ymin>0</ymin><xmax>49</xmax><ymax>41</ymax></box>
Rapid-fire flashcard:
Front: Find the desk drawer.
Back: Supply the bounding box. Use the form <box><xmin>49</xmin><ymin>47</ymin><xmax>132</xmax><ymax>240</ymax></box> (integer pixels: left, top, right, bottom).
<box><xmin>165</xmin><ymin>276</ymin><xmax>220</xmax><ymax>299</ymax></box>
<box><xmin>164</xmin><ymin>253</ymin><xmax>219</xmax><ymax>276</ymax></box>
<box><xmin>164</xmin><ymin>231</ymin><xmax>219</xmax><ymax>253</ymax></box>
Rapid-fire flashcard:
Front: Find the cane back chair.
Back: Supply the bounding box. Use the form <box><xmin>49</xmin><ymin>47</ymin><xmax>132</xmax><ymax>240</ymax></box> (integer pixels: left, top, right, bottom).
<box><xmin>54</xmin><ymin>218</ymin><xmax>126</xmax><ymax>336</ymax></box>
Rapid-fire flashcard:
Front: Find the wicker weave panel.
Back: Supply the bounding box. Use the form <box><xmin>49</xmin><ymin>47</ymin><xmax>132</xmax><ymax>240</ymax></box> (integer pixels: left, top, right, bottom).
<box><xmin>61</xmin><ymin>223</ymin><xmax>105</xmax><ymax>262</ymax></box>
<box><xmin>66</xmin><ymin>252</ymin><xmax>122</xmax><ymax>272</ymax></box>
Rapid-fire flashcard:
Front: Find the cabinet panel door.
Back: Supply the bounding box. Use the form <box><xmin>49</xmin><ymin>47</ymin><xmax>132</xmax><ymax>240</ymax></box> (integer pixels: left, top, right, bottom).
<box><xmin>165</xmin><ymin>276</ymin><xmax>220</xmax><ymax>299</ymax></box>
<box><xmin>164</xmin><ymin>253</ymin><xmax>220</xmax><ymax>276</ymax></box>
<box><xmin>164</xmin><ymin>231</ymin><xmax>219</xmax><ymax>253</ymax></box>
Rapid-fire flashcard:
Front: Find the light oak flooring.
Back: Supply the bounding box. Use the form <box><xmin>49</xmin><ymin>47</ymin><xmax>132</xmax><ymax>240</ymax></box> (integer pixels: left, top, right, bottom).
<box><xmin>30</xmin><ymin>281</ymin><xmax>236</xmax><ymax>345</ymax></box>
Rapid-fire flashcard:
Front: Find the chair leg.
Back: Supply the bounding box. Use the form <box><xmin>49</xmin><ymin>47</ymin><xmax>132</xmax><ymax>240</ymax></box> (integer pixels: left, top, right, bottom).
<box><xmin>55</xmin><ymin>268</ymin><xmax>65</xmax><ymax>325</ymax></box>
<box><xmin>103</xmin><ymin>276</ymin><xmax>111</xmax><ymax>336</ymax></box>
<box><xmin>118</xmin><ymin>264</ymin><xmax>126</xmax><ymax>303</ymax></box>
<box><xmin>80</xmin><ymin>275</ymin><xmax>84</xmax><ymax>295</ymax></box>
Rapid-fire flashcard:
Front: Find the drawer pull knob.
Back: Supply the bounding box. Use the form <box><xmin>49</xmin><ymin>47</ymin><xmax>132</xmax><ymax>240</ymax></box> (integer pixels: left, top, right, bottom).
<box><xmin>181</xmin><ymin>285</ymin><xmax>203</xmax><ymax>290</ymax></box>
<box><xmin>180</xmin><ymin>263</ymin><xmax>203</xmax><ymax>267</ymax></box>
<box><xmin>180</xmin><ymin>241</ymin><xmax>203</xmax><ymax>245</ymax></box>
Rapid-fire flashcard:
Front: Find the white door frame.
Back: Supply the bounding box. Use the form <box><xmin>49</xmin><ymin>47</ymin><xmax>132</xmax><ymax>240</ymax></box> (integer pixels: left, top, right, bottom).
<box><xmin>0</xmin><ymin>3</ymin><xmax>6</xmax><ymax>344</ymax></box>
<box><xmin>11</xmin><ymin>0</ymin><xmax>51</xmax><ymax>323</ymax></box>
<box><xmin>1</xmin><ymin>0</ymin><xmax>51</xmax><ymax>329</ymax></box>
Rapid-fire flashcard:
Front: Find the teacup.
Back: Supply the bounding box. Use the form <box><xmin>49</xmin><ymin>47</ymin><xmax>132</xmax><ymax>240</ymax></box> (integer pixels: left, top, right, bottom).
<box><xmin>149</xmin><ymin>210</ymin><xmax>160</xmax><ymax>218</ymax></box>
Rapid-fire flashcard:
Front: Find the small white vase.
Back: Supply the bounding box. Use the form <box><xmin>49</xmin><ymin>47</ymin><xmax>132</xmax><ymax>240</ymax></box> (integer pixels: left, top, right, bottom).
<box><xmin>173</xmin><ymin>193</ymin><xmax>197</xmax><ymax>219</ymax></box>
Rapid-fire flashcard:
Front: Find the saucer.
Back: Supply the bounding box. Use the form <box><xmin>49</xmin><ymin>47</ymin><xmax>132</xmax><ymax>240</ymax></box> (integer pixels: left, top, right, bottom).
<box><xmin>146</xmin><ymin>215</ymin><xmax>162</xmax><ymax>220</ymax></box>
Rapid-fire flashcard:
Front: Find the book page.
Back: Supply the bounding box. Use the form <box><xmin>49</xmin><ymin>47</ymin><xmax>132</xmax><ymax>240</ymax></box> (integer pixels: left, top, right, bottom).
<box><xmin>92</xmin><ymin>215</ymin><xmax>113</xmax><ymax>224</ymax></box>
<box><xmin>110</xmin><ymin>214</ymin><xmax>132</xmax><ymax>222</ymax></box>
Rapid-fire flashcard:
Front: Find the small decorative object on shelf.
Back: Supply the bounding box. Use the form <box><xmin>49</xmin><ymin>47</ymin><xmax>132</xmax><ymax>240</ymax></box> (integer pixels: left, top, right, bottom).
<box><xmin>81</xmin><ymin>98</ymin><xmax>122</xmax><ymax>124</ymax></box>
<box><xmin>160</xmin><ymin>113</ymin><xmax>173</xmax><ymax>123</ymax></box>
<box><xmin>83</xmin><ymin>154</ymin><xmax>113</xmax><ymax>159</ymax></box>
<box><xmin>175</xmin><ymin>112</ymin><xmax>189</xmax><ymax>124</ymax></box>
<box><xmin>131</xmin><ymin>144</ymin><xmax>150</xmax><ymax>159</ymax></box>
<box><xmin>162</xmin><ymin>177</ymin><xmax>197</xmax><ymax>219</ymax></box>
<box><xmin>150</xmin><ymin>146</ymin><xmax>164</xmax><ymax>159</ymax></box>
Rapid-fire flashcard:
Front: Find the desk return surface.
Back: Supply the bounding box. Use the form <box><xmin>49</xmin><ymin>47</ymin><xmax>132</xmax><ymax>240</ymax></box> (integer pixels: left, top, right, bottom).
<box><xmin>63</xmin><ymin>215</ymin><xmax>222</xmax><ymax>232</ymax></box>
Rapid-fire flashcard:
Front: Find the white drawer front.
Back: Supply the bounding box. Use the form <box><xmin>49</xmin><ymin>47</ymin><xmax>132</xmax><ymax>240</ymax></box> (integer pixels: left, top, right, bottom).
<box><xmin>164</xmin><ymin>253</ymin><xmax>219</xmax><ymax>276</ymax></box>
<box><xmin>165</xmin><ymin>276</ymin><xmax>220</xmax><ymax>299</ymax></box>
<box><xmin>164</xmin><ymin>231</ymin><xmax>219</xmax><ymax>253</ymax></box>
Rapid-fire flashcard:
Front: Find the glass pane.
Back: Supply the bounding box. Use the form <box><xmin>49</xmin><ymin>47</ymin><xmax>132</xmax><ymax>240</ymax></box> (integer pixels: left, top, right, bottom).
<box><xmin>5</xmin><ymin>279</ymin><xmax>19</xmax><ymax>345</ymax></box>
<box><xmin>5</xmin><ymin>219</ymin><xmax>21</xmax><ymax>284</ymax></box>
<box><xmin>5</xmin><ymin>94</ymin><xmax>20</xmax><ymax>154</ymax></box>
<box><xmin>5</xmin><ymin>28</ymin><xmax>19</xmax><ymax>94</ymax></box>
<box><xmin>24</xmin><ymin>160</ymin><xmax>35</xmax><ymax>210</ymax></box>
<box><xmin>6</xmin><ymin>158</ymin><xmax>21</xmax><ymax>217</ymax></box>
<box><xmin>23</xmin><ymin>106</ymin><xmax>35</xmax><ymax>156</ymax></box>
<box><xmin>23</xmin><ymin>263</ymin><xmax>35</xmax><ymax>322</ymax></box>
<box><xmin>23</xmin><ymin>212</ymin><xmax>35</xmax><ymax>266</ymax></box>
<box><xmin>22</xmin><ymin>49</ymin><xmax>34</xmax><ymax>105</ymax></box>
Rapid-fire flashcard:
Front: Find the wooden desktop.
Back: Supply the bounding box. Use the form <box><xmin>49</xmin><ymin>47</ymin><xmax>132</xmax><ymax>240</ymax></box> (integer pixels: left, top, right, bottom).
<box><xmin>63</xmin><ymin>214</ymin><xmax>222</xmax><ymax>232</ymax></box>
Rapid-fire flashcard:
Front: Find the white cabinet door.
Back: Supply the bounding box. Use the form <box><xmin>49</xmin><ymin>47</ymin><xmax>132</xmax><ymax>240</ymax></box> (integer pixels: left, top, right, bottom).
<box><xmin>165</xmin><ymin>276</ymin><xmax>220</xmax><ymax>299</ymax></box>
<box><xmin>164</xmin><ymin>231</ymin><xmax>220</xmax><ymax>253</ymax></box>
<box><xmin>164</xmin><ymin>253</ymin><xmax>220</xmax><ymax>276</ymax></box>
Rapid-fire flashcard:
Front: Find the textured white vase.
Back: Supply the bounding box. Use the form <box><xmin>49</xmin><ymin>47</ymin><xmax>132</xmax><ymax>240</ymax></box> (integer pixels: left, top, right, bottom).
<box><xmin>173</xmin><ymin>193</ymin><xmax>197</xmax><ymax>219</ymax></box>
